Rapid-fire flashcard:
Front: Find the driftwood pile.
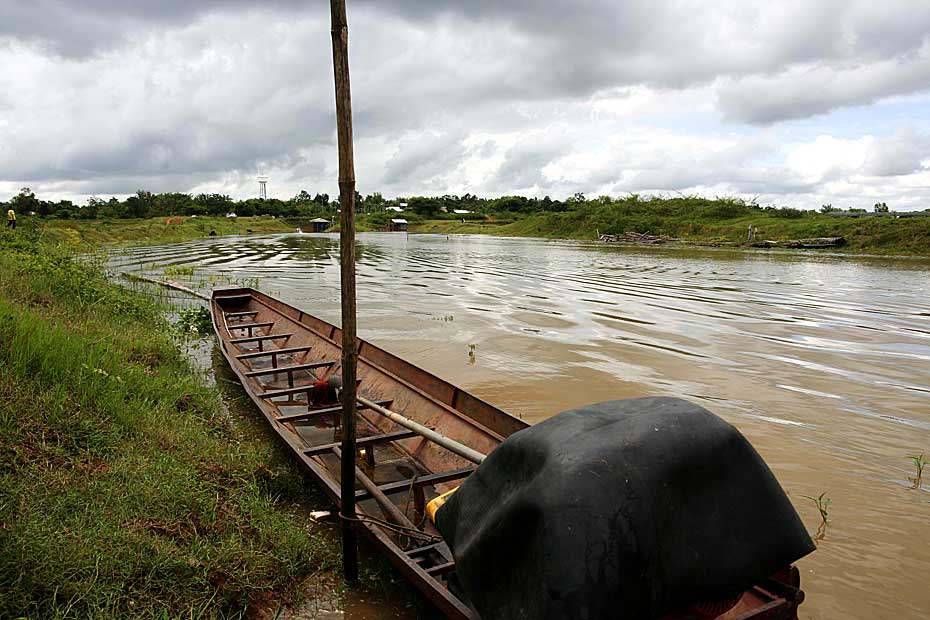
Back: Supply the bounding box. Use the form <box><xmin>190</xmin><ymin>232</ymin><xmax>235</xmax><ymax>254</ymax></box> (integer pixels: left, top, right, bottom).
<box><xmin>598</xmin><ymin>231</ymin><xmax>680</xmax><ymax>244</ymax></box>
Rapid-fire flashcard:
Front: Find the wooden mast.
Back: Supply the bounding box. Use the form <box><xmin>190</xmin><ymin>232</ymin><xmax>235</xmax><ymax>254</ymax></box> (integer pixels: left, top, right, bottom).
<box><xmin>329</xmin><ymin>0</ymin><xmax>359</xmax><ymax>584</ymax></box>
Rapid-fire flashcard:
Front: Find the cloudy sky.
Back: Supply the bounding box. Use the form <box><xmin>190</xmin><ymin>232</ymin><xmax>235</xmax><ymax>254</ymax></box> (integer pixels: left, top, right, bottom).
<box><xmin>1</xmin><ymin>1</ymin><xmax>929</xmax><ymax>210</ymax></box>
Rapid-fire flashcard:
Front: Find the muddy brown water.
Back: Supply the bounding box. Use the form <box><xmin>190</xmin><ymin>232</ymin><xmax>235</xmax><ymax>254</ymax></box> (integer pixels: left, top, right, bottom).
<box><xmin>110</xmin><ymin>233</ymin><xmax>930</xmax><ymax>620</ymax></box>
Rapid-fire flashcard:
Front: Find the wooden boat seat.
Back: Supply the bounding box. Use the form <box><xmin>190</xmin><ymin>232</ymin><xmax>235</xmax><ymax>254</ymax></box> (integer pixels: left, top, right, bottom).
<box><xmin>276</xmin><ymin>399</ymin><xmax>394</xmax><ymax>424</ymax></box>
<box><xmin>357</xmin><ymin>465</ymin><xmax>477</xmax><ymax>501</ymax></box>
<box><xmin>245</xmin><ymin>362</ymin><xmax>334</xmax><ymax>379</ymax></box>
<box><xmin>258</xmin><ymin>367</ymin><xmax>340</xmax><ymax>400</ymax></box>
<box><xmin>230</xmin><ymin>333</ymin><xmax>292</xmax><ymax>345</ymax></box>
<box><xmin>227</xmin><ymin>321</ymin><xmax>274</xmax><ymax>336</ymax></box>
<box><xmin>303</xmin><ymin>429</ymin><xmax>418</xmax><ymax>457</ymax></box>
<box><xmin>236</xmin><ymin>345</ymin><xmax>312</xmax><ymax>362</ymax></box>
<box><xmin>224</xmin><ymin>310</ymin><xmax>258</xmax><ymax>319</ymax></box>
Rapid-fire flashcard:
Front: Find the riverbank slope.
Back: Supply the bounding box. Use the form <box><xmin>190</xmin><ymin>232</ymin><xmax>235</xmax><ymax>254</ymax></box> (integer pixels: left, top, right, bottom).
<box><xmin>411</xmin><ymin>201</ymin><xmax>930</xmax><ymax>256</ymax></box>
<box><xmin>42</xmin><ymin>215</ymin><xmax>295</xmax><ymax>247</ymax></box>
<box><xmin>35</xmin><ymin>200</ymin><xmax>930</xmax><ymax>256</ymax></box>
<box><xmin>0</xmin><ymin>224</ymin><xmax>341</xmax><ymax>617</ymax></box>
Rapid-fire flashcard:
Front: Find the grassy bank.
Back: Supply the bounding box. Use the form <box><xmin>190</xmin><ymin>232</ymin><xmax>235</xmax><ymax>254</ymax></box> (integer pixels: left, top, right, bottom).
<box><xmin>34</xmin><ymin>200</ymin><xmax>930</xmax><ymax>256</ymax></box>
<box><xmin>412</xmin><ymin>199</ymin><xmax>930</xmax><ymax>256</ymax></box>
<box><xmin>42</xmin><ymin>216</ymin><xmax>296</xmax><ymax>248</ymax></box>
<box><xmin>0</xmin><ymin>224</ymin><xmax>342</xmax><ymax>618</ymax></box>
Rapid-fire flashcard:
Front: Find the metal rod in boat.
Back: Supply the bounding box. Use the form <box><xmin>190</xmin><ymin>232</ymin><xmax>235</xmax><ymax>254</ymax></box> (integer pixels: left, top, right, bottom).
<box><xmin>332</xmin><ymin>446</ymin><xmax>418</xmax><ymax>530</ymax></box>
<box><xmin>356</xmin><ymin>396</ymin><xmax>487</xmax><ymax>465</ymax></box>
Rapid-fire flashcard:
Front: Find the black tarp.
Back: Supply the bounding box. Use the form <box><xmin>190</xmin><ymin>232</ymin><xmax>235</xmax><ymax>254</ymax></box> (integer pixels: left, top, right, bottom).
<box><xmin>435</xmin><ymin>397</ymin><xmax>815</xmax><ymax>620</ymax></box>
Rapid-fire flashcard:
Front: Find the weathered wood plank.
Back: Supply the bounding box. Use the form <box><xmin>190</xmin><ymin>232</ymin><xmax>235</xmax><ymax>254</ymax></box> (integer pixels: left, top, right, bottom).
<box><xmin>230</xmin><ymin>333</ymin><xmax>292</xmax><ymax>344</ymax></box>
<box><xmin>303</xmin><ymin>429</ymin><xmax>417</xmax><ymax>456</ymax></box>
<box><xmin>236</xmin><ymin>346</ymin><xmax>311</xmax><ymax>361</ymax></box>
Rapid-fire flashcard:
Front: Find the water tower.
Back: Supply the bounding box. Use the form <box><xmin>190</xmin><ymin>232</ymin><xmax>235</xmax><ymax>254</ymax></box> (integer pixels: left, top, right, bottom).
<box><xmin>257</xmin><ymin>173</ymin><xmax>268</xmax><ymax>200</ymax></box>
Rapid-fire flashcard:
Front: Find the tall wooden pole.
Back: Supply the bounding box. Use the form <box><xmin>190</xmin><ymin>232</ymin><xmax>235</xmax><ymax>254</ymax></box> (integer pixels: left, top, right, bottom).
<box><xmin>330</xmin><ymin>0</ymin><xmax>359</xmax><ymax>584</ymax></box>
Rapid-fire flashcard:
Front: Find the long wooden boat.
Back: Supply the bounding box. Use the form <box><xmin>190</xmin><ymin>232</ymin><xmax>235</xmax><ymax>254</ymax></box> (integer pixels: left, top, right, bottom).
<box><xmin>211</xmin><ymin>287</ymin><xmax>806</xmax><ymax>620</ymax></box>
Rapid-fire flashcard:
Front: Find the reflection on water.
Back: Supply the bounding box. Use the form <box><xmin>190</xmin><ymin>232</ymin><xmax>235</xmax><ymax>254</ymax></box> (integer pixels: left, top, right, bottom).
<box><xmin>110</xmin><ymin>232</ymin><xmax>930</xmax><ymax>620</ymax></box>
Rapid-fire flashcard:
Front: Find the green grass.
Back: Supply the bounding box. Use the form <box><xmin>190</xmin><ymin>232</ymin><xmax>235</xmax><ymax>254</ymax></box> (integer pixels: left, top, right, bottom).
<box><xmin>0</xmin><ymin>224</ymin><xmax>341</xmax><ymax>618</ymax></box>
<box><xmin>40</xmin><ymin>216</ymin><xmax>295</xmax><ymax>248</ymax></box>
<box><xmin>16</xmin><ymin>196</ymin><xmax>930</xmax><ymax>256</ymax></box>
<box><xmin>411</xmin><ymin>198</ymin><xmax>930</xmax><ymax>256</ymax></box>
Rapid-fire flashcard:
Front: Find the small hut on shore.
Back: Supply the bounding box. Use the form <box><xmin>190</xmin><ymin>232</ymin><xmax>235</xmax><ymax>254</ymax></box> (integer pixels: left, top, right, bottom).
<box><xmin>389</xmin><ymin>218</ymin><xmax>408</xmax><ymax>232</ymax></box>
<box><xmin>309</xmin><ymin>217</ymin><xmax>330</xmax><ymax>232</ymax></box>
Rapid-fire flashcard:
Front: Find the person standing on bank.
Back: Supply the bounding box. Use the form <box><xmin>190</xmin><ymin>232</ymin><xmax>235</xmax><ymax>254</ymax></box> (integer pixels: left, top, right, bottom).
<box><xmin>6</xmin><ymin>209</ymin><xmax>15</xmax><ymax>230</ymax></box>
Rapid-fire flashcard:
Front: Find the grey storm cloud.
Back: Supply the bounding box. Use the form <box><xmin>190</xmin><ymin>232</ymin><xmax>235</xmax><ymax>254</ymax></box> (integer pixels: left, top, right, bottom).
<box><xmin>1</xmin><ymin>0</ymin><xmax>929</xmax><ymax>206</ymax></box>
<box><xmin>717</xmin><ymin>48</ymin><xmax>930</xmax><ymax>125</ymax></box>
<box><xmin>0</xmin><ymin>1</ymin><xmax>311</xmax><ymax>57</ymax></box>
<box><xmin>492</xmin><ymin>132</ymin><xmax>573</xmax><ymax>190</ymax></box>
<box><xmin>382</xmin><ymin>131</ymin><xmax>468</xmax><ymax>186</ymax></box>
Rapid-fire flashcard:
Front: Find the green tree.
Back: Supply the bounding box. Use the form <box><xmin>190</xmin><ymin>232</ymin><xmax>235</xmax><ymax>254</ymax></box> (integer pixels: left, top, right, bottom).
<box><xmin>124</xmin><ymin>190</ymin><xmax>155</xmax><ymax>218</ymax></box>
<box><xmin>52</xmin><ymin>200</ymin><xmax>76</xmax><ymax>219</ymax></box>
<box><xmin>363</xmin><ymin>192</ymin><xmax>385</xmax><ymax>212</ymax></box>
<box><xmin>408</xmin><ymin>196</ymin><xmax>440</xmax><ymax>217</ymax></box>
<box><xmin>11</xmin><ymin>187</ymin><xmax>41</xmax><ymax>216</ymax></box>
<box><xmin>566</xmin><ymin>192</ymin><xmax>586</xmax><ymax>205</ymax></box>
<box><xmin>97</xmin><ymin>197</ymin><xmax>126</xmax><ymax>219</ymax></box>
<box><xmin>192</xmin><ymin>193</ymin><xmax>233</xmax><ymax>216</ymax></box>
<box><xmin>873</xmin><ymin>202</ymin><xmax>889</xmax><ymax>213</ymax></box>
<box><xmin>292</xmin><ymin>190</ymin><xmax>312</xmax><ymax>204</ymax></box>
<box><xmin>153</xmin><ymin>192</ymin><xmax>194</xmax><ymax>217</ymax></box>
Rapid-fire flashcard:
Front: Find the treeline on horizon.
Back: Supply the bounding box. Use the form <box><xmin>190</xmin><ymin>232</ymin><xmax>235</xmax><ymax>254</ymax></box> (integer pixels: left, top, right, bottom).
<box><xmin>2</xmin><ymin>186</ymin><xmax>923</xmax><ymax>221</ymax></box>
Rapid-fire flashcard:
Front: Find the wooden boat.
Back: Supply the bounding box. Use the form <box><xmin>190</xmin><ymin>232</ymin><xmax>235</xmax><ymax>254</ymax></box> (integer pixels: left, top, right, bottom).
<box><xmin>211</xmin><ymin>286</ymin><xmax>806</xmax><ymax>620</ymax></box>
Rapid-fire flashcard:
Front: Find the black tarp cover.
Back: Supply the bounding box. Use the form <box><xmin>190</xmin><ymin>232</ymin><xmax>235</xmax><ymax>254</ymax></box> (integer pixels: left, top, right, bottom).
<box><xmin>435</xmin><ymin>397</ymin><xmax>815</xmax><ymax>620</ymax></box>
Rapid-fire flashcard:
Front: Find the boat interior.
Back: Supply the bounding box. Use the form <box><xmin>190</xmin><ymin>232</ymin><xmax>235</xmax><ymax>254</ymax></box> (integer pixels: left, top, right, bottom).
<box><xmin>212</xmin><ymin>287</ymin><xmax>805</xmax><ymax>620</ymax></box>
<box><xmin>212</xmin><ymin>287</ymin><xmax>525</xmax><ymax>616</ymax></box>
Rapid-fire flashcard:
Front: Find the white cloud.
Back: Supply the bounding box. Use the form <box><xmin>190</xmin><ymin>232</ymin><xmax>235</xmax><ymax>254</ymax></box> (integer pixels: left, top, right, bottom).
<box><xmin>784</xmin><ymin>136</ymin><xmax>872</xmax><ymax>184</ymax></box>
<box><xmin>861</xmin><ymin>127</ymin><xmax>930</xmax><ymax>177</ymax></box>
<box><xmin>0</xmin><ymin>1</ymin><xmax>929</xmax><ymax>210</ymax></box>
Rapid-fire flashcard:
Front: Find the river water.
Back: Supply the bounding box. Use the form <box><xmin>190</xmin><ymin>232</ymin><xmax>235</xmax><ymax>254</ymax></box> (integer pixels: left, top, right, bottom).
<box><xmin>109</xmin><ymin>232</ymin><xmax>930</xmax><ymax>620</ymax></box>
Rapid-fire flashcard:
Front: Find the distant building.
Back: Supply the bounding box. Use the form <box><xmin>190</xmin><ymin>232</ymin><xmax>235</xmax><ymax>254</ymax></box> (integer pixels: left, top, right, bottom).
<box><xmin>452</xmin><ymin>209</ymin><xmax>472</xmax><ymax>214</ymax></box>
<box><xmin>386</xmin><ymin>206</ymin><xmax>404</xmax><ymax>213</ymax></box>
<box><xmin>309</xmin><ymin>217</ymin><xmax>330</xmax><ymax>232</ymax></box>
<box><xmin>225</xmin><ymin>212</ymin><xmax>237</xmax><ymax>218</ymax></box>
<box><xmin>389</xmin><ymin>218</ymin><xmax>408</xmax><ymax>232</ymax></box>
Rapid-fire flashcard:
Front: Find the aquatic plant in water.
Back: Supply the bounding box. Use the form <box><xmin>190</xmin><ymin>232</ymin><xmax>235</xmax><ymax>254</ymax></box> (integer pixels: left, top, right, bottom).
<box><xmin>908</xmin><ymin>453</ymin><xmax>926</xmax><ymax>490</ymax></box>
<box><xmin>801</xmin><ymin>492</ymin><xmax>831</xmax><ymax>542</ymax></box>
<box><xmin>175</xmin><ymin>306</ymin><xmax>213</xmax><ymax>335</ymax></box>
<box><xmin>802</xmin><ymin>492</ymin><xmax>831</xmax><ymax>523</ymax></box>
<box><xmin>163</xmin><ymin>264</ymin><xmax>195</xmax><ymax>277</ymax></box>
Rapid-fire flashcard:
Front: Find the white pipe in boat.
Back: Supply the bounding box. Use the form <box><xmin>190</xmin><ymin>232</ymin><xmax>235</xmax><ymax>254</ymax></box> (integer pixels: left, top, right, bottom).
<box><xmin>357</xmin><ymin>396</ymin><xmax>487</xmax><ymax>464</ymax></box>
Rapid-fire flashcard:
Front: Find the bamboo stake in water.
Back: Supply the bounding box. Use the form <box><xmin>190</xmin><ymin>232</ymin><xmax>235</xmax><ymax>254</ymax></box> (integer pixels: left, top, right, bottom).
<box><xmin>330</xmin><ymin>0</ymin><xmax>359</xmax><ymax>585</ymax></box>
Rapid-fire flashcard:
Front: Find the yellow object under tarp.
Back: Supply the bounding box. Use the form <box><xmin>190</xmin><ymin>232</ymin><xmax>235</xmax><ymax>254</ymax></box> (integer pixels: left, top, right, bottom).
<box><xmin>426</xmin><ymin>486</ymin><xmax>459</xmax><ymax>523</ymax></box>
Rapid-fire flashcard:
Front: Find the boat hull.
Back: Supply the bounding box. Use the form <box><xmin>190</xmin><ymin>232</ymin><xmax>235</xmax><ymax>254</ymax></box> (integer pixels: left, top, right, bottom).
<box><xmin>210</xmin><ymin>287</ymin><xmax>805</xmax><ymax>620</ymax></box>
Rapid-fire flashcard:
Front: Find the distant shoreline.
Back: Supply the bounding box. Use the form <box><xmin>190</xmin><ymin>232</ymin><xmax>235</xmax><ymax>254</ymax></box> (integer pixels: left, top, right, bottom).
<box><xmin>32</xmin><ymin>208</ymin><xmax>930</xmax><ymax>258</ymax></box>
